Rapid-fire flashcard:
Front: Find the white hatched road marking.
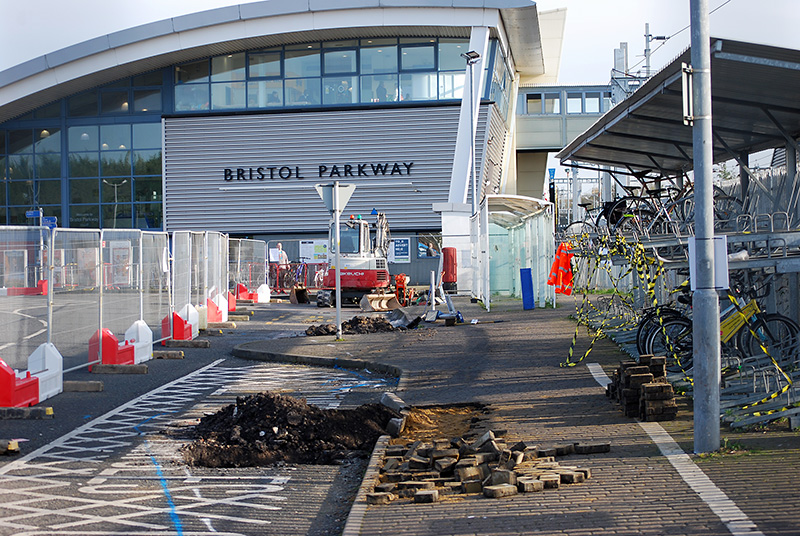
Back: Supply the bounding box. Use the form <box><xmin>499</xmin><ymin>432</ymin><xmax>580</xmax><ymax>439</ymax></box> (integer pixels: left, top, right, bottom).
<box><xmin>0</xmin><ymin>359</ymin><xmax>393</xmax><ymax>536</ymax></box>
<box><xmin>587</xmin><ymin>363</ymin><xmax>765</xmax><ymax>536</ymax></box>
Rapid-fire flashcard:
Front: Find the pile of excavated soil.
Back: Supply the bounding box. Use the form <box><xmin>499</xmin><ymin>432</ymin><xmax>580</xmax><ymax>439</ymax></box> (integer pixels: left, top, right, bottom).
<box><xmin>181</xmin><ymin>392</ymin><xmax>400</xmax><ymax>467</ymax></box>
<box><xmin>305</xmin><ymin>315</ymin><xmax>397</xmax><ymax>336</ymax></box>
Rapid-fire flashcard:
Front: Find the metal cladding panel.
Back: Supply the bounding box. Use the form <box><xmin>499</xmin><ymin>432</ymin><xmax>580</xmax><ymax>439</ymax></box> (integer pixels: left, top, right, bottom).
<box><xmin>164</xmin><ymin>106</ymin><xmax>466</xmax><ymax>233</ymax></box>
<box><xmin>480</xmin><ymin>105</ymin><xmax>509</xmax><ymax>199</ymax></box>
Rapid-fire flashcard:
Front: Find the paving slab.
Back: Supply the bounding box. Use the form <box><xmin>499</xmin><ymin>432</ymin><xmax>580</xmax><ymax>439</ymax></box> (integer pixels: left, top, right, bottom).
<box><xmin>236</xmin><ymin>295</ymin><xmax>800</xmax><ymax>536</ymax></box>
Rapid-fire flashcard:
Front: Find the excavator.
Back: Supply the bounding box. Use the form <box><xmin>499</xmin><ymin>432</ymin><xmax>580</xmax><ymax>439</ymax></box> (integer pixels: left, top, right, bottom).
<box><xmin>316</xmin><ymin>212</ymin><xmax>401</xmax><ymax>311</ymax></box>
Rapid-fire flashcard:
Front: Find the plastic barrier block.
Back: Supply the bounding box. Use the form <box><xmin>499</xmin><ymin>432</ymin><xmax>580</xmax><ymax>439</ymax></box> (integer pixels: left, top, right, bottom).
<box><xmin>28</xmin><ymin>343</ymin><xmax>63</xmax><ymax>402</ymax></box>
<box><xmin>37</xmin><ymin>279</ymin><xmax>48</xmax><ymax>295</ymax></box>
<box><xmin>207</xmin><ymin>298</ymin><xmax>223</xmax><ymax>323</ymax></box>
<box><xmin>236</xmin><ymin>283</ymin><xmax>249</xmax><ymax>298</ymax></box>
<box><xmin>0</xmin><ymin>359</ymin><xmax>40</xmax><ymax>408</ymax></box>
<box><xmin>228</xmin><ymin>291</ymin><xmax>236</xmax><ymax>312</ymax></box>
<box><xmin>161</xmin><ymin>313</ymin><xmax>193</xmax><ymax>344</ymax></box>
<box><xmin>125</xmin><ymin>320</ymin><xmax>153</xmax><ymax>364</ymax></box>
<box><xmin>88</xmin><ymin>329</ymin><xmax>135</xmax><ymax>371</ymax></box>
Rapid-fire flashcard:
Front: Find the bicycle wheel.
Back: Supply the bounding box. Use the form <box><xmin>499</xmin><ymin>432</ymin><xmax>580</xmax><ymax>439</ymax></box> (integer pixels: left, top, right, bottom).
<box><xmin>736</xmin><ymin>313</ymin><xmax>799</xmax><ymax>365</ymax></box>
<box><xmin>613</xmin><ymin>208</ymin><xmax>657</xmax><ymax>237</ymax></box>
<box><xmin>645</xmin><ymin>316</ymin><xmax>694</xmax><ymax>373</ymax></box>
<box><xmin>562</xmin><ymin>220</ymin><xmax>596</xmax><ymax>238</ymax></box>
<box><xmin>636</xmin><ymin>307</ymin><xmax>684</xmax><ymax>355</ymax></box>
<box><xmin>713</xmin><ymin>195</ymin><xmax>745</xmax><ymax>232</ymax></box>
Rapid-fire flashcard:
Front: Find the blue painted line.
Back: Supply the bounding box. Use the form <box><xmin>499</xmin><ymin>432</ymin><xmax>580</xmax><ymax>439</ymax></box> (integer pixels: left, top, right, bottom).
<box><xmin>135</xmin><ymin>413</ymin><xmax>184</xmax><ymax>536</ymax></box>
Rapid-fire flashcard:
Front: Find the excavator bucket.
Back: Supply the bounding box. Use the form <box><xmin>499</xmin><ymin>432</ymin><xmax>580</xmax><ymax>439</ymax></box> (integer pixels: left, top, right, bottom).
<box><xmin>290</xmin><ymin>287</ymin><xmax>309</xmax><ymax>304</ymax></box>
<box><xmin>360</xmin><ymin>293</ymin><xmax>401</xmax><ymax>312</ymax></box>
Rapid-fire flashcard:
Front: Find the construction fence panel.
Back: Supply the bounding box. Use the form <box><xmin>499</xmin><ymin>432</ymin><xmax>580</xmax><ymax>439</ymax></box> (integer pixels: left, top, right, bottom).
<box><xmin>172</xmin><ymin>231</ymin><xmax>192</xmax><ymax>324</ymax></box>
<box><xmin>191</xmin><ymin>232</ymin><xmax>205</xmax><ymax>310</ymax></box>
<box><xmin>100</xmin><ymin>230</ymin><xmax>142</xmax><ymax>344</ymax></box>
<box><xmin>206</xmin><ymin>232</ymin><xmax>228</xmax><ymax>321</ymax></box>
<box><xmin>229</xmin><ymin>238</ymin><xmax>267</xmax><ymax>293</ymax></box>
<box><xmin>0</xmin><ymin>226</ymin><xmax>50</xmax><ymax>370</ymax></box>
<box><xmin>267</xmin><ymin>239</ymin><xmax>329</xmax><ymax>293</ymax></box>
<box><xmin>141</xmin><ymin>232</ymin><xmax>171</xmax><ymax>339</ymax></box>
<box><xmin>52</xmin><ymin>229</ymin><xmax>102</xmax><ymax>371</ymax></box>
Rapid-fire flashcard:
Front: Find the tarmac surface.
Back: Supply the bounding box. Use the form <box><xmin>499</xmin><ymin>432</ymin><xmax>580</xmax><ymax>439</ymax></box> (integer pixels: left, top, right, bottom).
<box><xmin>236</xmin><ymin>296</ymin><xmax>800</xmax><ymax>536</ymax></box>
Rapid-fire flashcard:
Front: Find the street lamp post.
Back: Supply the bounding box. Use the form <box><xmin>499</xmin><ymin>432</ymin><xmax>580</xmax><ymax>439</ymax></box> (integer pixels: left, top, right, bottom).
<box><xmin>103</xmin><ymin>179</ymin><xmax>127</xmax><ymax>228</ymax></box>
<box><xmin>461</xmin><ymin>51</ymin><xmax>481</xmax><ymax>215</ymax></box>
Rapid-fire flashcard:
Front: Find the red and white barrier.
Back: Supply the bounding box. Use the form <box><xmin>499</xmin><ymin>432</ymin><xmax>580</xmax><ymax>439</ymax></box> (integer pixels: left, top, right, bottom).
<box><xmin>88</xmin><ymin>329</ymin><xmax>135</xmax><ymax>370</ymax></box>
<box><xmin>0</xmin><ymin>358</ymin><xmax>39</xmax><ymax>407</ymax></box>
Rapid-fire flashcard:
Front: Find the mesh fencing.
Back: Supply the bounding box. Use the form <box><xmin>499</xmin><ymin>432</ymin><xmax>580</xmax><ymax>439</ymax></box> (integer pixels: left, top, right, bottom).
<box><xmin>52</xmin><ymin>229</ymin><xmax>102</xmax><ymax>371</ymax></box>
<box><xmin>0</xmin><ymin>226</ymin><xmax>51</xmax><ymax>370</ymax></box>
<box><xmin>172</xmin><ymin>231</ymin><xmax>193</xmax><ymax>323</ymax></box>
<box><xmin>229</xmin><ymin>238</ymin><xmax>267</xmax><ymax>293</ymax></box>
<box><xmin>206</xmin><ymin>232</ymin><xmax>228</xmax><ymax>321</ymax></box>
<box><xmin>141</xmin><ymin>232</ymin><xmax>171</xmax><ymax>338</ymax></box>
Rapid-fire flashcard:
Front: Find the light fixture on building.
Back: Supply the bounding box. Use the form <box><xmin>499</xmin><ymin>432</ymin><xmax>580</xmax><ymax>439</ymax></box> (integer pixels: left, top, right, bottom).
<box><xmin>461</xmin><ymin>50</ymin><xmax>481</xmax><ymax>215</ymax></box>
<box><xmin>80</xmin><ymin>132</ymin><xmax>90</xmax><ymax>140</ymax></box>
<box><xmin>40</xmin><ymin>129</ymin><xmax>50</xmax><ymax>138</ymax></box>
<box><xmin>121</xmin><ymin>101</ymin><xmax>129</xmax><ymax>111</ymax></box>
<box><xmin>461</xmin><ymin>50</ymin><xmax>480</xmax><ymax>64</ymax></box>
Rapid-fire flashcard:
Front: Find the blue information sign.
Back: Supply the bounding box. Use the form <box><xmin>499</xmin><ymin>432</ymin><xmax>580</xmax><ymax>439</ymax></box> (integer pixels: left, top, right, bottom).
<box><xmin>548</xmin><ymin>168</ymin><xmax>556</xmax><ymax>180</ymax></box>
<box><xmin>42</xmin><ymin>216</ymin><xmax>57</xmax><ymax>229</ymax></box>
<box><xmin>26</xmin><ymin>209</ymin><xmax>42</xmax><ymax>218</ymax></box>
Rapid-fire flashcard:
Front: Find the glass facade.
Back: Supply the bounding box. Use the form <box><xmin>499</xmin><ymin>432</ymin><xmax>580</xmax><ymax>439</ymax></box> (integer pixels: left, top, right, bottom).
<box><xmin>523</xmin><ymin>87</ymin><xmax>613</xmax><ymax>115</ymax></box>
<box><xmin>0</xmin><ymin>36</ymin><xmax>506</xmax><ymax>229</ymax></box>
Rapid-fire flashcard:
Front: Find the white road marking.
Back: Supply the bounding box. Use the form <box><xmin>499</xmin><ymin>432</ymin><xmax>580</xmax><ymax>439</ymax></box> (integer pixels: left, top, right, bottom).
<box><xmin>587</xmin><ymin>363</ymin><xmax>765</xmax><ymax>536</ymax></box>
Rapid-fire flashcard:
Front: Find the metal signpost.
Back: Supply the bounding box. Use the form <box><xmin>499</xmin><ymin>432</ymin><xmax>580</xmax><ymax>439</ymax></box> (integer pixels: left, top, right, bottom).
<box><xmin>315</xmin><ymin>182</ymin><xmax>356</xmax><ymax>340</ymax></box>
<box><xmin>689</xmin><ymin>0</ymin><xmax>720</xmax><ymax>453</ymax></box>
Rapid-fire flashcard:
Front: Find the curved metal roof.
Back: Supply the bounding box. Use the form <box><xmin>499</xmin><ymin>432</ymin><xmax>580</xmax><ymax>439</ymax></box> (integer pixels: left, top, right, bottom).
<box><xmin>0</xmin><ymin>0</ymin><xmax>543</xmax><ymax>123</ymax></box>
<box><xmin>557</xmin><ymin>38</ymin><xmax>800</xmax><ymax>177</ymax></box>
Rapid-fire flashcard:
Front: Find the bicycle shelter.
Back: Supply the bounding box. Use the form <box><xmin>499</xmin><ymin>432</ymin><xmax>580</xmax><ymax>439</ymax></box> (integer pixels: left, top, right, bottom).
<box><xmin>556</xmin><ymin>38</ymin><xmax>800</xmax><ymax>427</ymax></box>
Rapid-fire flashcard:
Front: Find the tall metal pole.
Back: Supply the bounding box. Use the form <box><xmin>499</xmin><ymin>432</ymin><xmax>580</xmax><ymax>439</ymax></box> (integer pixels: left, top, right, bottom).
<box><xmin>644</xmin><ymin>23</ymin><xmax>651</xmax><ymax>78</ymax></box>
<box><xmin>690</xmin><ymin>0</ymin><xmax>720</xmax><ymax>454</ymax></box>
<box><xmin>469</xmin><ymin>61</ymin><xmax>477</xmax><ymax>216</ymax></box>
<box><xmin>334</xmin><ymin>181</ymin><xmax>342</xmax><ymax>340</ymax></box>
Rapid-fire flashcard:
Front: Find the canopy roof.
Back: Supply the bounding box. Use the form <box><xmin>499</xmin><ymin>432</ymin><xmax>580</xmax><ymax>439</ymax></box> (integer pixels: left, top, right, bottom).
<box><xmin>557</xmin><ymin>38</ymin><xmax>800</xmax><ymax>177</ymax></box>
<box><xmin>486</xmin><ymin>194</ymin><xmax>549</xmax><ymax>229</ymax></box>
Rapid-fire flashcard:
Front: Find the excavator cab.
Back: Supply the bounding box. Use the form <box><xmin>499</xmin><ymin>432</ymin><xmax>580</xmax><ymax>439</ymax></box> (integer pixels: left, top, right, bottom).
<box><xmin>318</xmin><ymin>212</ymin><xmax>399</xmax><ymax>311</ymax></box>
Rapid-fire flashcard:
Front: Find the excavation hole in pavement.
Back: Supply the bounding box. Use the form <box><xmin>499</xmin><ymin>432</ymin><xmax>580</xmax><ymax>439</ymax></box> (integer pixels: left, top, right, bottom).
<box><xmin>395</xmin><ymin>403</ymin><xmax>489</xmax><ymax>443</ymax></box>
<box><xmin>181</xmin><ymin>391</ymin><xmax>400</xmax><ymax>467</ymax></box>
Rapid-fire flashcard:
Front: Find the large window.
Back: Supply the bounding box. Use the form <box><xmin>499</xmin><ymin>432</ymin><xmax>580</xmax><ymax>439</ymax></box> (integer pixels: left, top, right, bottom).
<box><xmin>524</xmin><ymin>88</ymin><xmax>612</xmax><ymax>116</ymax></box>
<box><xmin>1</xmin><ymin>127</ymin><xmax>62</xmax><ymax>225</ymax></box>
<box><xmin>1</xmin><ymin>36</ymin><xmax>497</xmax><ymax>228</ymax></box>
<box><xmin>175</xmin><ymin>37</ymin><xmax>475</xmax><ymax>112</ymax></box>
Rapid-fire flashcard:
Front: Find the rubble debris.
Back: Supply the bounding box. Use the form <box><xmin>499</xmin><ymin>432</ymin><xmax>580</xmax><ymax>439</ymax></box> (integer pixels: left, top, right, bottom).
<box><xmin>305</xmin><ymin>315</ymin><xmax>400</xmax><ymax>336</ymax></box>
<box><xmin>369</xmin><ymin>430</ymin><xmax>603</xmax><ymax>503</ymax></box>
<box><xmin>606</xmin><ymin>355</ymin><xmax>678</xmax><ymax>421</ymax></box>
<box><xmin>181</xmin><ymin>392</ymin><xmax>400</xmax><ymax>467</ymax></box>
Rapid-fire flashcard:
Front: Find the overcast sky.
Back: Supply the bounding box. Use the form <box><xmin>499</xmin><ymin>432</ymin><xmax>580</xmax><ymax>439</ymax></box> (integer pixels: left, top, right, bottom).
<box><xmin>2</xmin><ymin>0</ymin><xmax>799</xmax><ymax>81</ymax></box>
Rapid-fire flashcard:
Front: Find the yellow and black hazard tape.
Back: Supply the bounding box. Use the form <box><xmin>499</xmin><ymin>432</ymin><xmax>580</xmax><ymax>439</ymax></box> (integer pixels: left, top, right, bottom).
<box><xmin>562</xmin><ymin>233</ymin><xmax>640</xmax><ymax>367</ymax></box>
<box><xmin>725</xmin><ymin>292</ymin><xmax>794</xmax><ymax>414</ymax></box>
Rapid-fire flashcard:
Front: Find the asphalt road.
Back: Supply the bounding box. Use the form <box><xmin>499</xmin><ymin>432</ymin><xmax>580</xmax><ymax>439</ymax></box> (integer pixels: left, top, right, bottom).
<box><xmin>0</xmin><ymin>300</ymin><xmax>393</xmax><ymax>536</ymax></box>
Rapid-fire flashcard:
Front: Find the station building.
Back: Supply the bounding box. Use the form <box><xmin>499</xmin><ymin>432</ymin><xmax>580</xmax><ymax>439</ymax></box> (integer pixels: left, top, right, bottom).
<box><xmin>0</xmin><ymin>1</ymin><xmax>566</xmax><ymax>284</ymax></box>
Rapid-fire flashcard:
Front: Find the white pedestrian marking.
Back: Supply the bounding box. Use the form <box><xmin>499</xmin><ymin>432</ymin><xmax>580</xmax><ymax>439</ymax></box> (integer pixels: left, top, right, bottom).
<box><xmin>0</xmin><ymin>359</ymin><xmax>392</xmax><ymax>535</ymax></box>
<box><xmin>587</xmin><ymin>363</ymin><xmax>765</xmax><ymax>536</ymax></box>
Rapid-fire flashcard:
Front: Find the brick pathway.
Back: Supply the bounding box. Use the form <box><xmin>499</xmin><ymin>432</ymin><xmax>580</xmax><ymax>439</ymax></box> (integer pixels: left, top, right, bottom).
<box><xmin>236</xmin><ymin>296</ymin><xmax>800</xmax><ymax>536</ymax></box>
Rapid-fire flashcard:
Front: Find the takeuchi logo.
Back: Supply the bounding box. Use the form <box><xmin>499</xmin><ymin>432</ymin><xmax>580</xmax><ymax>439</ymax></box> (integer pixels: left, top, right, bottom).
<box><xmin>223</xmin><ymin>162</ymin><xmax>414</xmax><ymax>181</ymax></box>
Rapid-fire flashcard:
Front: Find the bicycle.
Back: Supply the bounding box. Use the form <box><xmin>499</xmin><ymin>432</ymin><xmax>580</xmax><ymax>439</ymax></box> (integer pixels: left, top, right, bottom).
<box><xmin>642</xmin><ymin>272</ymin><xmax>799</xmax><ymax>373</ymax></box>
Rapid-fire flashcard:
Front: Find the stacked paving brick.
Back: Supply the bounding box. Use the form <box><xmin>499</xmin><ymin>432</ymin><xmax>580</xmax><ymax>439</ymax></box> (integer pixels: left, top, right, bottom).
<box><xmin>366</xmin><ymin>430</ymin><xmax>608</xmax><ymax>504</ymax></box>
<box><xmin>606</xmin><ymin>355</ymin><xmax>678</xmax><ymax>421</ymax></box>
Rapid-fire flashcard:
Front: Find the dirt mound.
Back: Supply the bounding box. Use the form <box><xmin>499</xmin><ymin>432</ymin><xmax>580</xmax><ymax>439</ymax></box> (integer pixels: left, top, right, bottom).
<box><xmin>181</xmin><ymin>392</ymin><xmax>400</xmax><ymax>467</ymax></box>
<box><xmin>305</xmin><ymin>315</ymin><xmax>397</xmax><ymax>336</ymax></box>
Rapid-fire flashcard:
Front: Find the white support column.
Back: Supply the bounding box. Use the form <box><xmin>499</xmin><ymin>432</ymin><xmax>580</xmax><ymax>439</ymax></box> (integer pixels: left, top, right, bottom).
<box><xmin>441</xmin><ymin>26</ymin><xmax>490</xmax><ymax>293</ymax></box>
<box><xmin>447</xmin><ymin>26</ymin><xmax>490</xmax><ymax>205</ymax></box>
